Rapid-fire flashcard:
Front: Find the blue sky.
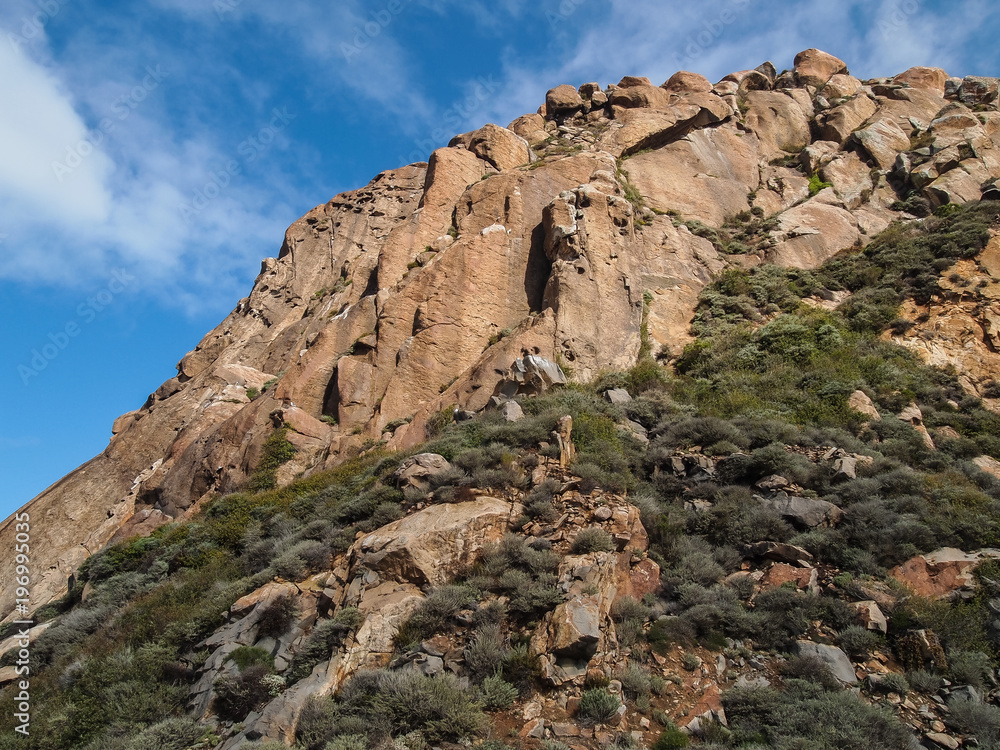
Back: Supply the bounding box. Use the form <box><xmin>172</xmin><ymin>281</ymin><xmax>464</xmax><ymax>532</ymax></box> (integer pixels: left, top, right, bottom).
<box><xmin>1</xmin><ymin>0</ymin><xmax>998</xmax><ymax>521</ymax></box>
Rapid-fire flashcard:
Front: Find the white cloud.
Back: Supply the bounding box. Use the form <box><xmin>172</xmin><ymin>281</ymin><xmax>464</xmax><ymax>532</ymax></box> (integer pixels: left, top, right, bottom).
<box><xmin>0</xmin><ymin>43</ymin><xmax>114</xmax><ymax>223</ymax></box>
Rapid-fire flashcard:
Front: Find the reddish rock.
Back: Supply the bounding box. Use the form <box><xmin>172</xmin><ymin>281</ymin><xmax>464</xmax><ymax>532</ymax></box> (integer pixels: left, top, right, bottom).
<box><xmin>894</xmin><ymin>66</ymin><xmax>948</xmax><ymax>94</ymax></box>
<box><xmin>662</xmin><ymin>70</ymin><xmax>712</xmax><ymax>94</ymax></box>
<box><xmin>794</xmin><ymin>48</ymin><xmax>848</xmax><ymax>86</ymax></box>
<box><xmin>889</xmin><ymin>548</ymin><xmax>1000</xmax><ymax>598</ymax></box>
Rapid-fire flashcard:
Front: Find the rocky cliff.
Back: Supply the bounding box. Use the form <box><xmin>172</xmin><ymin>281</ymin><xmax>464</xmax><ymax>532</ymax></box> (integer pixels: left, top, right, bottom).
<box><xmin>2</xmin><ymin>46</ymin><xmax>1000</xmax><ymax>750</ymax></box>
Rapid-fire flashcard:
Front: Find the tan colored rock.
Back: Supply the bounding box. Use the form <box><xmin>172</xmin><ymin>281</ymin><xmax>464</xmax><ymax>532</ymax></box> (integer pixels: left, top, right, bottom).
<box><xmin>974</xmin><ymin>455</ymin><xmax>1000</xmax><ymax>480</ymax></box>
<box><xmin>354</xmin><ymin>497</ymin><xmax>518</xmax><ymax>586</ymax></box>
<box><xmin>793</xmin><ymin>48</ymin><xmax>848</xmax><ymax>87</ymax></box>
<box><xmin>851</xmin><ymin>600</ymin><xmax>888</xmax><ymax>633</ymax></box>
<box><xmin>624</xmin><ymin>126</ymin><xmax>760</xmax><ymax>226</ymax></box>
<box><xmin>663</xmin><ymin>70</ymin><xmax>712</xmax><ymax>94</ymax></box>
<box><xmin>392</xmin><ymin>453</ymin><xmax>452</xmax><ymax>492</ymax></box>
<box><xmin>468</xmin><ymin>123</ymin><xmax>532</xmax><ymax>171</ymax></box>
<box><xmin>771</xmin><ymin>201</ymin><xmax>861</xmax><ymax>269</ymax></box>
<box><xmin>820</xmin><ymin>152</ymin><xmax>873</xmax><ymax>209</ymax></box>
<box><xmin>508</xmin><ymin>113</ymin><xmax>550</xmax><ymax>146</ymax></box>
<box><xmin>894</xmin><ymin>67</ymin><xmax>948</xmax><ymax>94</ymax></box>
<box><xmin>853</xmin><ymin>118</ymin><xmax>912</xmax><ymax>170</ymax></box>
<box><xmin>926</xmin><ymin>167</ymin><xmax>984</xmax><ymax>207</ymax></box>
<box><xmin>848</xmin><ymin>390</ymin><xmax>881</xmax><ymax>421</ymax></box>
<box><xmin>610</xmin><ymin>83</ymin><xmax>673</xmax><ymax>111</ymax></box>
<box><xmin>546</xmin><ymin>84</ymin><xmax>584</xmax><ymax>115</ymax></box>
<box><xmin>817</xmin><ymin>95</ymin><xmax>878</xmax><ymax>143</ymax></box>
<box><xmin>889</xmin><ymin>548</ymin><xmax>1000</xmax><ymax>598</ymax></box>
<box><xmin>743</xmin><ymin>91</ymin><xmax>812</xmax><ymax>160</ymax></box>
<box><xmin>823</xmin><ymin>74</ymin><xmax>862</xmax><ymax>100</ymax></box>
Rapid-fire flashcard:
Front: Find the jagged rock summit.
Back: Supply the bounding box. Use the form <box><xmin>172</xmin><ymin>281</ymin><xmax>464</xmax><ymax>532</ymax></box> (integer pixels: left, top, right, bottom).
<box><xmin>3</xmin><ymin>48</ymin><xmax>1000</xmax><ymax>622</ymax></box>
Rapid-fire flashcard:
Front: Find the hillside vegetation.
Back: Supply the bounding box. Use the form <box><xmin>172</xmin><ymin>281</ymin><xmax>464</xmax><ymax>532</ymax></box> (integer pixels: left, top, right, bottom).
<box><xmin>3</xmin><ymin>202</ymin><xmax>1000</xmax><ymax>749</ymax></box>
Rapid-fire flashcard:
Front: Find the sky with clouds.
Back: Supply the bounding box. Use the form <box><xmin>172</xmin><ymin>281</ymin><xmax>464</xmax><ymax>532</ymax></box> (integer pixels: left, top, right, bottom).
<box><xmin>0</xmin><ymin>0</ymin><xmax>997</xmax><ymax>520</ymax></box>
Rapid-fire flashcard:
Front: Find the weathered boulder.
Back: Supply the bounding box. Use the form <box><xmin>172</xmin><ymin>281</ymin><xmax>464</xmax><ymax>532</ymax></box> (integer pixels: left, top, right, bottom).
<box><xmin>495</xmin><ymin>355</ymin><xmax>567</xmax><ymax>398</ymax></box>
<box><xmin>758</xmin><ymin>493</ymin><xmax>843</xmax><ymax>528</ymax></box>
<box><xmin>546</xmin><ymin>84</ymin><xmax>584</xmax><ymax>115</ymax></box>
<box><xmin>817</xmin><ymin>95</ymin><xmax>878</xmax><ymax>143</ymax></box>
<box><xmin>851</xmin><ymin>600</ymin><xmax>888</xmax><ymax>633</ymax></box>
<box><xmin>771</xmin><ymin>201</ymin><xmax>861</xmax><ymax>269</ymax></box>
<box><xmin>793</xmin><ymin>48</ymin><xmax>848</xmax><ymax>87</ymax></box>
<box><xmin>353</xmin><ymin>497</ymin><xmax>518</xmax><ymax>587</ymax></box>
<box><xmin>605</xmin><ymin>388</ymin><xmax>632</xmax><ymax>405</ymax></box>
<box><xmin>499</xmin><ymin>400</ymin><xmax>524</xmax><ymax>422</ymax></box>
<box><xmin>957</xmin><ymin>76</ymin><xmax>1000</xmax><ymax>107</ymax></box>
<box><xmin>663</xmin><ymin>70</ymin><xmax>712</xmax><ymax>94</ymax></box>
<box><xmin>823</xmin><ymin>74</ymin><xmax>862</xmax><ymax>99</ymax></box>
<box><xmin>609</xmin><ymin>82</ymin><xmax>673</xmax><ymax>111</ymax></box>
<box><xmin>853</xmin><ymin>118</ymin><xmax>912</xmax><ymax>170</ymax></box>
<box><xmin>796</xmin><ymin>641</ymin><xmax>857</xmax><ymax>683</ymax></box>
<box><xmin>507</xmin><ymin>113</ymin><xmax>550</xmax><ymax>147</ymax></box>
<box><xmin>893</xmin><ymin>66</ymin><xmax>948</xmax><ymax>94</ymax></box>
<box><xmin>541</xmin><ymin>595</ymin><xmax>602</xmax><ymax>658</ymax></box>
<box><xmin>848</xmin><ymin>390</ymin><xmax>881</xmax><ymax>420</ymax></box>
<box><xmin>890</xmin><ymin>548</ymin><xmax>1000</xmax><ymax>598</ymax></box>
<box><xmin>392</xmin><ymin>453</ymin><xmax>452</xmax><ymax>492</ymax></box>
<box><xmin>468</xmin><ymin>123</ymin><xmax>532</xmax><ymax>171</ymax></box>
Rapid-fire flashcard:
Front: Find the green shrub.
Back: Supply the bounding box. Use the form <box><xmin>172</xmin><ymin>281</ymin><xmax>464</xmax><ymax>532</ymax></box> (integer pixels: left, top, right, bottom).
<box><xmin>616</xmin><ymin>663</ymin><xmax>653</xmax><ymax>699</ymax></box>
<box><xmin>227</xmin><ymin>645</ymin><xmax>274</xmax><ymax>671</ymax></box>
<box><xmin>249</xmin><ymin>428</ymin><xmax>297</xmax><ymax>491</ymax></box>
<box><xmin>395</xmin><ymin>585</ymin><xmax>478</xmax><ymax>646</ymax></box>
<box><xmin>906</xmin><ymin>669</ymin><xmax>941</xmax><ymax>693</ymax></box>
<box><xmin>465</xmin><ymin>624</ymin><xmax>506</xmax><ymax>680</ymax></box>
<box><xmin>652</xmin><ymin>724</ymin><xmax>689</xmax><ymax>749</ymax></box>
<box><xmin>578</xmin><ymin>688</ymin><xmax>621</xmax><ymax>723</ymax></box>
<box><xmin>478</xmin><ymin>673</ymin><xmax>518</xmax><ymax>710</ymax></box>
<box><xmin>257</xmin><ymin>594</ymin><xmax>298</xmax><ymax>638</ymax></box>
<box><xmin>838</xmin><ymin>625</ymin><xmax>879</xmax><ymax>661</ymax></box>
<box><xmin>214</xmin><ymin>664</ymin><xmax>274</xmax><ymax>720</ymax></box>
<box><xmin>571</xmin><ymin>527</ymin><xmax>615</xmax><ymax>554</ymax></box>
<box><xmin>946</xmin><ymin>695</ymin><xmax>1000</xmax><ymax>743</ymax></box>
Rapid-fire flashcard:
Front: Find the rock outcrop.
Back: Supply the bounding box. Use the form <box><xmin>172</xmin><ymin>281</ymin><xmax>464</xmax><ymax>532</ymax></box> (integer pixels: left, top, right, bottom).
<box><xmin>3</xmin><ymin>48</ymin><xmax>1000</xmax><ymax>632</ymax></box>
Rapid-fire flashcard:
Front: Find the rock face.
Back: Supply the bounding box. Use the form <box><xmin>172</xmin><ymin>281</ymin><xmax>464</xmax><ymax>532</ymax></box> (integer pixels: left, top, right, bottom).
<box><xmin>4</xmin><ymin>46</ymin><xmax>1000</xmax><ymax>622</ymax></box>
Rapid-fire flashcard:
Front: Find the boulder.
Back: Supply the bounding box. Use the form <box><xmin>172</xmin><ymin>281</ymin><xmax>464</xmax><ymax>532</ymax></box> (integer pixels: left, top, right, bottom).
<box><xmin>758</xmin><ymin>493</ymin><xmax>843</xmax><ymax>528</ymax></box>
<box><xmin>894</xmin><ymin>67</ymin><xmax>948</xmax><ymax>94</ymax></box>
<box><xmin>495</xmin><ymin>355</ymin><xmax>567</xmax><ymax>398</ymax></box>
<box><xmin>663</xmin><ymin>70</ymin><xmax>713</xmax><ymax>94</ymax></box>
<box><xmin>823</xmin><ymin>74</ymin><xmax>862</xmax><ymax>100</ymax></box>
<box><xmin>793</xmin><ymin>48</ymin><xmax>848</xmax><ymax>87</ymax></box>
<box><xmin>468</xmin><ymin>123</ymin><xmax>532</xmax><ymax>171</ymax></box>
<box><xmin>108</xmin><ymin>508</ymin><xmax>173</xmax><ymax>545</ymax></box>
<box><xmin>355</xmin><ymin>497</ymin><xmax>517</xmax><ymax>587</ymax></box>
<box><xmin>609</xmin><ymin>83</ymin><xmax>673</xmax><ymax>111</ymax></box>
<box><xmin>957</xmin><ymin>76</ymin><xmax>1000</xmax><ymax>107</ymax></box>
<box><xmin>604</xmin><ymin>388</ymin><xmax>632</xmax><ymax>404</ymax></box>
<box><xmin>750</xmin><ymin>541</ymin><xmax>814</xmax><ymax>566</ymax></box>
<box><xmin>543</xmin><ymin>595</ymin><xmax>602</xmax><ymax>658</ymax></box>
<box><xmin>507</xmin><ymin>113</ymin><xmax>550</xmax><ymax>146</ymax></box>
<box><xmin>393</xmin><ymin>453</ymin><xmax>452</xmax><ymax>492</ymax></box>
<box><xmin>499</xmin><ymin>400</ymin><xmax>524</xmax><ymax>422</ymax></box>
<box><xmin>771</xmin><ymin>201</ymin><xmax>862</xmax><ymax>269</ymax></box>
<box><xmin>973</xmin><ymin>455</ymin><xmax>1000</xmax><ymax>480</ymax></box>
<box><xmin>848</xmin><ymin>390</ymin><xmax>881</xmax><ymax>420</ymax></box>
<box><xmin>851</xmin><ymin>600</ymin><xmax>888</xmax><ymax>633</ymax></box>
<box><xmin>889</xmin><ymin>548</ymin><xmax>1000</xmax><ymax>598</ymax></box>
<box><xmin>546</xmin><ymin>84</ymin><xmax>584</xmax><ymax>115</ymax></box>
<box><xmin>795</xmin><ymin>641</ymin><xmax>858</xmax><ymax>683</ymax></box>
<box><xmin>817</xmin><ymin>95</ymin><xmax>878</xmax><ymax>143</ymax></box>
<box><xmin>852</xmin><ymin>118</ymin><xmax>912</xmax><ymax>170</ymax></box>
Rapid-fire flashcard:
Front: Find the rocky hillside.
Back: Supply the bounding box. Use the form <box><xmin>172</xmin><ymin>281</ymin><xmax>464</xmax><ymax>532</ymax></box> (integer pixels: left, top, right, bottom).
<box><xmin>2</xmin><ymin>49</ymin><xmax>1000</xmax><ymax>750</ymax></box>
